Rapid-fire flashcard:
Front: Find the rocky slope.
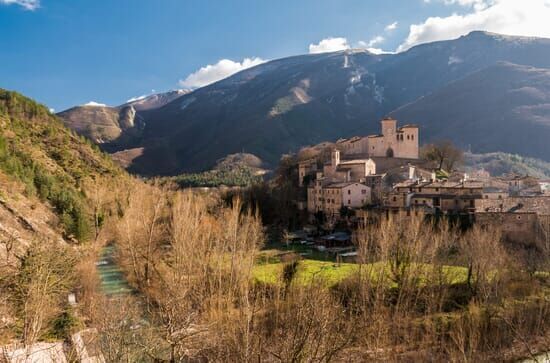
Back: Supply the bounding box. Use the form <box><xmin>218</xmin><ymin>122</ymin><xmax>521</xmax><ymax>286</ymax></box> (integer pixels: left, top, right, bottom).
<box><xmin>58</xmin><ymin>89</ymin><xmax>189</xmax><ymax>145</ymax></box>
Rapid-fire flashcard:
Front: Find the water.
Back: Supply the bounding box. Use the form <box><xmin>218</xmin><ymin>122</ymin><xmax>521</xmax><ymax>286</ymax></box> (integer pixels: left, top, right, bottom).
<box><xmin>96</xmin><ymin>244</ymin><xmax>132</xmax><ymax>296</ymax></box>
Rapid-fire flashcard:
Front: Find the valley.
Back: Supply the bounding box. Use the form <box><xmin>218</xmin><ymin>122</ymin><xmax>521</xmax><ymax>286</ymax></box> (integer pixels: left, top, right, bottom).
<box><xmin>0</xmin><ymin>24</ymin><xmax>549</xmax><ymax>363</ymax></box>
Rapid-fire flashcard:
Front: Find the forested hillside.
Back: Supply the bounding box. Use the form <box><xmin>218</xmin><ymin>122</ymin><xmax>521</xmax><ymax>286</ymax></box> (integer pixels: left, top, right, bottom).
<box><xmin>0</xmin><ymin>89</ymin><xmax>122</xmax><ymax>241</ymax></box>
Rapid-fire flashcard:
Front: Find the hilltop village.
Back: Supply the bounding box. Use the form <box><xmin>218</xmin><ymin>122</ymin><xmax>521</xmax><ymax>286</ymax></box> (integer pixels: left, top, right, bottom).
<box><xmin>295</xmin><ymin>117</ymin><xmax>550</xmax><ymax>247</ymax></box>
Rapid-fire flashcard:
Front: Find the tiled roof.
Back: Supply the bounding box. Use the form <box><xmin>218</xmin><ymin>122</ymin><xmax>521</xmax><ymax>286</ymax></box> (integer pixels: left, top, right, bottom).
<box><xmin>326</xmin><ymin>182</ymin><xmax>367</xmax><ymax>188</ymax></box>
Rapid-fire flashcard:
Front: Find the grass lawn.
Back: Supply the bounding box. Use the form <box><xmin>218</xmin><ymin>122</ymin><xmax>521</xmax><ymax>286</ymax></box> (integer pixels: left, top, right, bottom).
<box><xmin>253</xmin><ymin>256</ymin><xmax>469</xmax><ymax>287</ymax></box>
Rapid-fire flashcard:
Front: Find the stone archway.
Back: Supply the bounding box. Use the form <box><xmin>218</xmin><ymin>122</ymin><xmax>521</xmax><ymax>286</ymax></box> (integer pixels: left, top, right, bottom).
<box><xmin>386</xmin><ymin>147</ymin><xmax>394</xmax><ymax>158</ymax></box>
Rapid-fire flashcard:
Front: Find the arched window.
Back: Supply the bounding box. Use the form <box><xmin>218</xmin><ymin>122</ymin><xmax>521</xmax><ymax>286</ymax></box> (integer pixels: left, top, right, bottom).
<box><xmin>386</xmin><ymin>148</ymin><xmax>394</xmax><ymax>157</ymax></box>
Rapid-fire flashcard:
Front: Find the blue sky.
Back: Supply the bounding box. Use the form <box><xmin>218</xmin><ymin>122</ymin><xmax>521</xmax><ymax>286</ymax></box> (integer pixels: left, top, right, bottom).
<box><xmin>1</xmin><ymin>0</ymin><xmax>550</xmax><ymax>111</ymax></box>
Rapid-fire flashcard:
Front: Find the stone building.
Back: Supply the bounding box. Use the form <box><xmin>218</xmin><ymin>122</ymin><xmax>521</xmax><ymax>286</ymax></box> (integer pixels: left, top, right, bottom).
<box><xmin>476</xmin><ymin>195</ymin><xmax>550</xmax><ymax>245</ymax></box>
<box><xmin>337</xmin><ymin>117</ymin><xmax>419</xmax><ymax>159</ymax></box>
<box><xmin>387</xmin><ymin>180</ymin><xmax>483</xmax><ymax>214</ymax></box>
<box><xmin>476</xmin><ymin>212</ymin><xmax>545</xmax><ymax>244</ymax></box>
<box><xmin>307</xmin><ymin>180</ymin><xmax>371</xmax><ymax>219</ymax></box>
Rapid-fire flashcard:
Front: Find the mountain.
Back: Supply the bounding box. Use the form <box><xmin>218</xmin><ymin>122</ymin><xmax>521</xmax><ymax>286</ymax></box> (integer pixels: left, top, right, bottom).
<box><xmin>122</xmin><ymin>89</ymin><xmax>190</xmax><ymax>111</ymax></box>
<box><xmin>391</xmin><ymin>62</ymin><xmax>550</xmax><ymax>159</ymax></box>
<box><xmin>59</xmin><ymin>31</ymin><xmax>550</xmax><ymax>175</ymax></box>
<box><xmin>57</xmin><ymin>89</ymin><xmax>189</xmax><ymax>145</ymax></box>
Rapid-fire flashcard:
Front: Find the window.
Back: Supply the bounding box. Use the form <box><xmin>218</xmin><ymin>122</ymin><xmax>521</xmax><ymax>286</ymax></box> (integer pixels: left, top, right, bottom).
<box><xmin>348</xmin><ymin>190</ymin><xmax>351</xmax><ymax>195</ymax></box>
<box><xmin>393</xmin><ymin>196</ymin><xmax>397</xmax><ymax>202</ymax></box>
<box><xmin>348</xmin><ymin>199</ymin><xmax>351</xmax><ymax>205</ymax></box>
<box><xmin>411</xmin><ymin>135</ymin><xmax>414</xmax><ymax>140</ymax></box>
<box><xmin>435</xmin><ymin>188</ymin><xmax>439</xmax><ymax>192</ymax></box>
<box><xmin>407</xmin><ymin>135</ymin><xmax>410</xmax><ymax>140</ymax></box>
<box><xmin>362</xmin><ymin>189</ymin><xmax>367</xmax><ymax>194</ymax></box>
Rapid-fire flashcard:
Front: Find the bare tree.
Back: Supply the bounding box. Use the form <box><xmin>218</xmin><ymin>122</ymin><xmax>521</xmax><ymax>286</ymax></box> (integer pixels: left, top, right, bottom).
<box><xmin>2</xmin><ymin>241</ymin><xmax>76</xmax><ymax>346</ymax></box>
<box><xmin>421</xmin><ymin>140</ymin><xmax>464</xmax><ymax>171</ymax></box>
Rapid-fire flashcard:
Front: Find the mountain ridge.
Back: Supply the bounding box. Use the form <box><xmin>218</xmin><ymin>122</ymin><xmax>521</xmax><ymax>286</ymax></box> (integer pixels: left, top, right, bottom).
<box><xmin>58</xmin><ymin>31</ymin><xmax>550</xmax><ymax>175</ymax></box>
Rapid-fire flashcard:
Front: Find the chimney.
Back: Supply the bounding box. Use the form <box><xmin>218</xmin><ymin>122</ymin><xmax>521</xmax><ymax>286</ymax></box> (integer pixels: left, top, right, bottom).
<box><xmin>409</xmin><ymin>165</ymin><xmax>416</xmax><ymax>180</ymax></box>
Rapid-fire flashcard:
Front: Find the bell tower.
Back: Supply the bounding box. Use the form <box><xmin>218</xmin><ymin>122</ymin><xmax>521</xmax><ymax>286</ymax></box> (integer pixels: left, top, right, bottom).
<box><xmin>381</xmin><ymin>116</ymin><xmax>397</xmax><ymax>137</ymax></box>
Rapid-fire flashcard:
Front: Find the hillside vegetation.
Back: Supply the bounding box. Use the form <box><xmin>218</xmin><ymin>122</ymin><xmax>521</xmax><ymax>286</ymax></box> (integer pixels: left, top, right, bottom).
<box><xmin>465</xmin><ymin>151</ymin><xmax>550</xmax><ymax>178</ymax></box>
<box><xmin>0</xmin><ymin>90</ymin><xmax>132</xmax><ymax>347</ymax></box>
<box><xmin>168</xmin><ymin>153</ymin><xmax>267</xmax><ymax>188</ymax></box>
<box><xmin>0</xmin><ymin>89</ymin><xmax>121</xmax><ymax>241</ymax></box>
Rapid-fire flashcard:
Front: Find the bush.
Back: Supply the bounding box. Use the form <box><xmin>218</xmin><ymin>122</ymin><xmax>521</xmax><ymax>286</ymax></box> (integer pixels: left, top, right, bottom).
<box><xmin>48</xmin><ymin>309</ymin><xmax>81</xmax><ymax>340</ymax></box>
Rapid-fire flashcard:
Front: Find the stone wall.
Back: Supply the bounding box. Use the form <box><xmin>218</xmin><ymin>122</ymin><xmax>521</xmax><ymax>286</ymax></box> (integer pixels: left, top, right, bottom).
<box><xmin>476</xmin><ymin>212</ymin><xmax>543</xmax><ymax>244</ymax></box>
<box><xmin>477</xmin><ymin>196</ymin><xmax>550</xmax><ymax>214</ymax></box>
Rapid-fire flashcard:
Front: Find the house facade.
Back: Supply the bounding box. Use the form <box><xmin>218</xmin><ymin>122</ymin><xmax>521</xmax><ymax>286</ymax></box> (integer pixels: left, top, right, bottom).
<box><xmin>307</xmin><ymin>181</ymin><xmax>371</xmax><ymax>217</ymax></box>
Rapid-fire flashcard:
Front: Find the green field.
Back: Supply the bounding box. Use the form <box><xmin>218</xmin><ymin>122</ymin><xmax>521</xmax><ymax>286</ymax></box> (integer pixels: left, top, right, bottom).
<box><xmin>253</xmin><ymin>257</ymin><xmax>469</xmax><ymax>287</ymax></box>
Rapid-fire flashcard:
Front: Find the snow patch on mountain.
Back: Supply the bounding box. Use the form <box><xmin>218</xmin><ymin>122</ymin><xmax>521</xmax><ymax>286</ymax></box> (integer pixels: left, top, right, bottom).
<box><xmin>180</xmin><ymin>96</ymin><xmax>196</xmax><ymax>110</ymax></box>
<box><xmin>448</xmin><ymin>55</ymin><xmax>464</xmax><ymax>65</ymax></box>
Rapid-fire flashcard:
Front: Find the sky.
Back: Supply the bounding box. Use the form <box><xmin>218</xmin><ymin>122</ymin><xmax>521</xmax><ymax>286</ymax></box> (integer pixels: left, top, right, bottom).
<box><xmin>1</xmin><ymin>0</ymin><xmax>550</xmax><ymax>111</ymax></box>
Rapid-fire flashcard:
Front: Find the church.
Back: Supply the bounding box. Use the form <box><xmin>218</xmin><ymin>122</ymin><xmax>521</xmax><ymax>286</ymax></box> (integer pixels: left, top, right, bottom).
<box><xmin>336</xmin><ymin>117</ymin><xmax>419</xmax><ymax>159</ymax></box>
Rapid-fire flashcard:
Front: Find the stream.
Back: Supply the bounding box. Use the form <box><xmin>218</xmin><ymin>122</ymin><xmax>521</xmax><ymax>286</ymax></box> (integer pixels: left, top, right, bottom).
<box><xmin>96</xmin><ymin>244</ymin><xmax>132</xmax><ymax>296</ymax></box>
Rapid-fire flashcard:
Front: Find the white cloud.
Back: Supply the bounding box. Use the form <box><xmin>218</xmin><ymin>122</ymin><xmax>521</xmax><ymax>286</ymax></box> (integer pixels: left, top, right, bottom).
<box><xmin>385</xmin><ymin>21</ymin><xmax>399</xmax><ymax>31</ymax></box>
<box><xmin>0</xmin><ymin>0</ymin><xmax>39</xmax><ymax>10</ymax></box>
<box><xmin>437</xmin><ymin>0</ymin><xmax>491</xmax><ymax>11</ymax></box>
<box><xmin>179</xmin><ymin>57</ymin><xmax>266</xmax><ymax>88</ymax></box>
<box><xmin>308</xmin><ymin>37</ymin><xmax>350</xmax><ymax>54</ymax></box>
<box><xmin>83</xmin><ymin>101</ymin><xmax>107</xmax><ymax>107</ymax></box>
<box><xmin>367</xmin><ymin>36</ymin><xmax>385</xmax><ymax>47</ymax></box>
<box><xmin>356</xmin><ymin>36</ymin><xmax>393</xmax><ymax>54</ymax></box>
<box><xmin>399</xmin><ymin>0</ymin><xmax>550</xmax><ymax>52</ymax></box>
